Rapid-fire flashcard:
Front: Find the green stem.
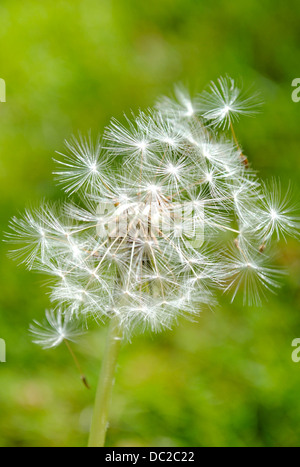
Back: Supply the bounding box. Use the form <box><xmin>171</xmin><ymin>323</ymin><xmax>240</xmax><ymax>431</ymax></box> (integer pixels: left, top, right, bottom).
<box><xmin>88</xmin><ymin>317</ymin><xmax>123</xmax><ymax>447</ymax></box>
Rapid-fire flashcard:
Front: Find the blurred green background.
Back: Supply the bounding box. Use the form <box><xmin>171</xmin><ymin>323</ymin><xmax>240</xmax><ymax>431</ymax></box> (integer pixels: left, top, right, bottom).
<box><xmin>0</xmin><ymin>0</ymin><xmax>300</xmax><ymax>447</ymax></box>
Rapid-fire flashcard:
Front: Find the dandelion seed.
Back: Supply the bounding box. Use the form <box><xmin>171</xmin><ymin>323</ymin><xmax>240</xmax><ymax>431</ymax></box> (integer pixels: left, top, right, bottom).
<box><xmin>156</xmin><ymin>85</ymin><xmax>197</xmax><ymax>119</ymax></box>
<box><xmin>29</xmin><ymin>308</ymin><xmax>85</xmax><ymax>349</ymax></box>
<box><xmin>223</xmin><ymin>247</ymin><xmax>283</xmax><ymax>306</ymax></box>
<box><xmin>198</xmin><ymin>76</ymin><xmax>262</xmax><ymax>129</ymax></box>
<box><xmin>256</xmin><ymin>180</ymin><xmax>300</xmax><ymax>243</ymax></box>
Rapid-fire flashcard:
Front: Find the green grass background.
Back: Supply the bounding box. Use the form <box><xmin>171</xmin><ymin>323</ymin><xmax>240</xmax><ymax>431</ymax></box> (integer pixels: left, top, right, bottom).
<box><xmin>0</xmin><ymin>0</ymin><xmax>300</xmax><ymax>447</ymax></box>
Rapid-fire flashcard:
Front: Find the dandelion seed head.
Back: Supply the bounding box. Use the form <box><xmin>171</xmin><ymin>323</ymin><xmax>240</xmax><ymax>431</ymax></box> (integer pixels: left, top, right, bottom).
<box><xmin>6</xmin><ymin>77</ymin><xmax>299</xmax><ymax>338</ymax></box>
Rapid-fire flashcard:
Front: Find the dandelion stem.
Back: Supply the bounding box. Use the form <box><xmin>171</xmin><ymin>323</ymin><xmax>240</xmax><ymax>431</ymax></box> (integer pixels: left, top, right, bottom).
<box><xmin>88</xmin><ymin>316</ymin><xmax>123</xmax><ymax>447</ymax></box>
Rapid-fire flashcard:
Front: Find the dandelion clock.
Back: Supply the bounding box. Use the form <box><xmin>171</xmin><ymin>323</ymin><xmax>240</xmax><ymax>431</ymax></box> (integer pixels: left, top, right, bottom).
<box><xmin>6</xmin><ymin>77</ymin><xmax>299</xmax><ymax>447</ymax></box>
